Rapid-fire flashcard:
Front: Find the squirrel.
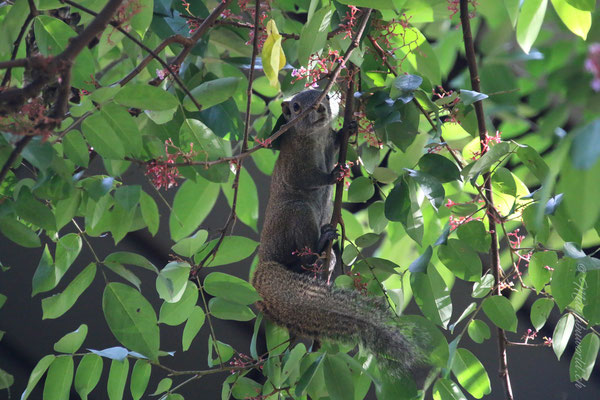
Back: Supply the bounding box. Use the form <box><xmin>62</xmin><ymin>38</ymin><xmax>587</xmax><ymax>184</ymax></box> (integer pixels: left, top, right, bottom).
<box><xmin>251</xmin><ymin>89</ymin><xmax>427</xmax><ymax>378</ymax></box>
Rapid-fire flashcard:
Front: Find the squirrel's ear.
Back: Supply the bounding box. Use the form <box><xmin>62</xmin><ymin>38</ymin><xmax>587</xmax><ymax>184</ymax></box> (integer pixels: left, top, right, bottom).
<box><xmin>281</xmin><ymin>101</ymin><xmax>291</xmax><ymax>118</ymax></box>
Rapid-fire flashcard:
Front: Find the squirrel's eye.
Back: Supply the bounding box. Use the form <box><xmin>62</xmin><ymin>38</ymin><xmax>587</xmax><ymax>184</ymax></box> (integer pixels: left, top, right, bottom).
<box><xmin>293</xmin><ymin>103</ymin><xmax>300</xmax><ymax>112</ymax></box>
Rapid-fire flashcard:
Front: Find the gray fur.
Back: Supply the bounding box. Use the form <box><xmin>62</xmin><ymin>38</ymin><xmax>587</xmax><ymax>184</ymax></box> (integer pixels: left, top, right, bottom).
<box><xmin>252</xmin><ymin>89</ymin><xmax>422</xmax><ymax>377</ymax></box>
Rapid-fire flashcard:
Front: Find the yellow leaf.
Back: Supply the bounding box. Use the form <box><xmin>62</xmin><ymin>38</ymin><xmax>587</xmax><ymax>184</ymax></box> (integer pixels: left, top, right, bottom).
<box><xmin>550</xmin><ymin>0</ymin><xmax>591</xmax><ymax>40</ymax></box>
<box><xmin>262</xmin><ymin>20</ymin><xmax>286</xmax><ymax>88</ymax></box>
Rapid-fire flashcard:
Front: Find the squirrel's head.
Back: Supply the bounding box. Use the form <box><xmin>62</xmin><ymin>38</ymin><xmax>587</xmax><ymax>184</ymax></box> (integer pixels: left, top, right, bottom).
<box><xmin>281</xmin><ymin>90</ymin><xmax>334</xmax><ymax>131</ymax></box>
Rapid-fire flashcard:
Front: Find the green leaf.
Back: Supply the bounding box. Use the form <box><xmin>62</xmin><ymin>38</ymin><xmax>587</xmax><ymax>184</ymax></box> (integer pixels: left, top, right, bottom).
<box><xmin>355</xmin><ymin>233</ymin><xmax>381</xmax><ymax>248</ymax></box>
<box><xmin>262</xmin><ymin>19</ymin><xmax>286</xmax><ymax>88</ymax></box>
<box><xmin>172</xmin><ymin>230</ymin><xmax>208</xmax><ymax>258</ymax></box>
<box><xmin>530</xmin><ymin>298</ymin><xmax>554</xmax><ymax>331</ymax></box>
<box><xmin>115</xmin><ymin>84</ymin><xmax>178</xmax><ymax>111</ymax></box>
<box><xmin>516</xmin><ymin>145</ymin><xmax>549</xmax><ymax>181</ymax></box>
<box><xmin>33</xmin><ymin>15</ymin><xmax>94</xmax><ymax>89</ymax></box>
<box><xmin>456</xmin><ymin>221</ymin><xmax>491</xmax><ymax>253</ymax></box>
<box><xmin>467</xmin><ymin>320</ymin><xmax>491</xmax><ymax>344</ymax></box>
<box><xmin>372</xmin><ymin>167</ymin><xmax>399</xmax><ymax>184</ymax></box>
<box><xmin>81</xmin><ymin>113</ymin><xmax>125</xmax><ymax>159</ymax></box>
<box><xmin>418</xmin><ymin>154</ymin><xmax>460</xmax><ymax>183</ymax></box>
<box><xmin>408</xmin><ymin>245</ymin><xmax>432</xmax><ymax>273</ymax></box>
<box><xmin>451</xmin><ymin>348</ymin><xmax>491</xmax><ymax>398</ymax></box>
<box><xmin>323</xmin><ymin>354</ymin><xmax>354</xmax><ymax>400</ymax></box>
<box><xmin>156</xmin><ymin>261</ymin><xmax>191</xmax><ymax>303</ymax></box>
<box><xmin>102</xmin><ymin>282</ymin><xmax>160</xmax><ymax>361</ymax></box>
<box><xmin>482</xmin><ymin>296</ymin><xmax>518</xmax><ymax>332</ymax></box>
<box><xmin>491</xmin><ymin>167</ymin><xmax>517</xmax><ymax>197</ymax></box>
<box><xmin>130</xmin><ymin>0</ymin><xmax>153</xmax><ymax>36</ymax></box>
<box><xmin>42</xmin><ymin>263</ymin><xmax>97</xmax><ymax>319</ymax></box>
<box><xmin>63</xmin><ymin>130</ymin><xmax>89</xmax><ymax>167</ymax></box>
<box><xmin>0</xmin><ymin>216</ymin><xmax>41</xmax><ymax>248</ymax></box>
<box><xmin>565</xmin><ymin>0</ymin><xmax>595</xmax><ymax>11</ymax></box>
<box><xmin>55</xmin><ymin>232</ymin><xmax>82</xmax><ymax>280</ymax></box>
<box><xmin>410</xmin><ymin>267</ymin><xmax>452</xmax><ymax>328</ymax></box>
<box><xmin>107</xmin><ymin>358</ymin><xmax>129</xmax><ymax>400</ymax></box>
<box><xmin>570</xmin><ymin>333</ymin><xmax>599</xmax><ymax>381</ymax></box>
<box><xmin>465</xmin><ymin>142</ymin><xmax>510</xmax><ymax>184</ymax></box>
<box><xmin>385</xmin><ymin>180</ymin><xmax>411</xmax><ymax>222</ymax></box>
<box><xmin>231</xmin><ymin>376</ymin><xmax>263</xmax><ymax>399</ymax></box>
<box><xmin>21</xmin><ymin>138</ymin><xmax>54</xmax><ymax>171</ymax></box>
<box><xmin>194</xmin><ymin>236</ymin><xmax>259</xmax><ymax>267</ymax></box>
<box><xmin>0</xmin><ymin>368</ymin><xmax>14</xmax><ymax>390</ymax></box>
<box><xmin>405</xmin><ymin>169</ymin><xmax>445</xmax><ymax>210</ymax></box>
<box><xmin>32</xmin><ymin>245</ymin><xmax>56</xmax><ymax>296</ymax></box>
<box><xmin>207</xmin><ymin>336</ymin><xmax>235</xmax><ymax>367</ymax></box>
<box><xmin>21</xmin><ymin>354</ymin><xmax>55</xmax><ymax>400</ymax></box>
<box><xmin>529</xmin><ymin>251</ymin><xmax>557</xmax><ymax>293</ymax></box>
<box><xmin>43</xmin><ymin>356</ymin><xmax>74</xmax><ymax>400</ymax></box>
<box><xmin>152</xmin><ymin>378</ymin><xmax>172</xmax><ymax>396</ymax></box>
<box><xmin>159</xmin><ymin>282</ymin><xmax>198</xmax><ymax>326</ymax></box>
<box><xmin>347</xmin><ymin>176</ymin><xmax>375</xmax><ymax>203</ymax></box>
<box><xmin>438</xmin><ymin>239</ymin><xmax>482</xmax><ymax>281</ymax></box>
<box><xmin>295</xmin><ymin>353</ymin><xmax>325</xmax><ymax>397</ymax></box>
<box><xmin>130</xmin><ymin>360</ymin><xmax>151</xmax><ymax>400</ymax></box>
<box><xmin>15</xmin><ymin>187</ymin><xmax>56</xmax><ymax>231</ymax></box>
<box><xmin>169</xmin><ymin>178</ymin><xmax>219</xmax><ymax>241</ymax></box>
<box><xmin>368</xmin><ymin>201</ymin><xmax>388</xmax><ymax>234</ymax></box>
<box><xmin>182</xmin><ymin>306</ymin><xmax>206</xmax><ymax>351</ymax></box>
<box><xmin>472</xmin><ymin>274</ymin><xmax>495</xmax><ymax>298</ymax></box>
<box><xmin>553</xmin><ymin>313</ymin><xmax>574</xmax><ymax>360</ymax></box>
<box><xmin>139</xmin><ymin>191</ymin><xmax>159</xmax><ymax>236</ymax></box>
<box><xmin>204</xmin><ymin>272</ymin><xmax>261</xmax><ymax>305</ymax></box>
<box><xmin>282</xmin><ymin>343</ymin><xmax>306</xmax><ymax>382</ymax></box>
<box><xmin>432</xmin><ymin>378</ymin><xmax>468</xmax><ymax>400</ymax></box>
<box><xmin>104</xmin><ymin>262</ymin><xmax>141</xmax><ymax>291</ymax></box>
<box><xmin>74</xmin><ymin>354</ymin><xmax>102</xmax><ymax>400</ymax></box>
<box><xmin>183</xmin><ymin>77</ymin><xmax>242</xmax><ymax>111</ymax></box>
<box><xmin>101</xmin><ymin>104</ymin><xmax>143</xmax><ymax>158</ymax></box>
<box><xmin>390</xmin><ymin>74</ymin><xmax>423</xmax><ymax>103</ymax></box>
<box><xmin>560</xmin><ymin>154</ymin><xmax>600</xmax><ymax>232</ymax></box>
<box><xmin>114</xmin><ymin>185</ymin><xmax>141</xmax><ymax>211</ymax></box>
<box><xmin>208</xmin><ymin>297</ymin><xmax>256</xmax><ymax>321</ymax></box>
<box><xmin>516</xmin><ymin>0</ymin><xmax>548</xmax><ymax>53</ymax></box>
<box><xmin>551</xmin><ymin>258</ymin><xmax>577</xmax><ymax>311</ymax></box>
<box><xmin>297</xmin><ymin>6</ymin><xmax>334</xmax><ymax>65</ymax></box>
<box><xmin>221</xmin><ymin>168</ymin><xmax>258</xmax><ymax>230</ymax></box>
<box><xmin>460</xmin><ymin>90</ymin><xmax>488</xmax><ymax>106</ymax></box>
<box><xmin>54</xmin><ymin>324</ymin><xmax>88</xmax><ymax>353</ymax></box>
<box><xmin>104</xmin><ymin>252</ymin><xmax>158</xmax><ymax>274</ymax></box>
<box><xmin>550</xmin><ymin>0</ymin><xmax>591</xmax><ymax>39</ymax></box>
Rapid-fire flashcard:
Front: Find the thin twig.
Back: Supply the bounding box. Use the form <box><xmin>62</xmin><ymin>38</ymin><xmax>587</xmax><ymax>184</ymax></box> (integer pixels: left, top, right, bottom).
<box><xmin>59</xmin><ymin>0</ymin><xmax>204</xmax><ymax>112</ymax></box>
<box><xmin>0</xmin><ymin>136</ymin><xmax>33</xmax><ymax>184</ymax></box>
<box><xmin>196</xmin><ymin>0</ymin><xmax>261</xmax><ymax>270</ymax></box>
<box><xmin>324</xmin><ymin>63</ymin><xmax>356</xmax><ymax>277</ymax></box>
<box><xmin>0</xmin><ymin>0</ymin><xmax>37</xmax><ymax>86</ymax></box>
<box><xmin>459</xmin><ymin>1</ymin><xmax>513</xmax><ymax>399</ymax></box>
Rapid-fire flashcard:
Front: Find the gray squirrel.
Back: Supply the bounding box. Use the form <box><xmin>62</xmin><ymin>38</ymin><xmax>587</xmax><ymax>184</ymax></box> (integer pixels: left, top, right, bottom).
<box><xmin>251</xmin><ymin>89</ymin><xmax>426</xmax><ymax>378</ymax></box>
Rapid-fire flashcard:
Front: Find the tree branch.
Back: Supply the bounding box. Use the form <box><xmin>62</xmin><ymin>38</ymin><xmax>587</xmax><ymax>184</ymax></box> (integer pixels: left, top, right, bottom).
<box><xmin>0</xmin><ymin>0</ymin><xmax>124</xmax><ymax>114</ymax></box>
<box><xmin>459</xmin><ymin>1</ymin><xmax>513</xmax><ymax>399</ymax></box>
<box><xmin>127</xmin><ymin>8</ymin><xmax>373</xmax><ymax>170</ymax></box>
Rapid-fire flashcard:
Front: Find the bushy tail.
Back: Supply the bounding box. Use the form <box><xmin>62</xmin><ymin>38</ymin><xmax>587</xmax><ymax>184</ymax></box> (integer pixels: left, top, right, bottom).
<box><xmin>252</xmin><ymin>261</ymin><xmax>425</xmax><ymax>375</ymax></box>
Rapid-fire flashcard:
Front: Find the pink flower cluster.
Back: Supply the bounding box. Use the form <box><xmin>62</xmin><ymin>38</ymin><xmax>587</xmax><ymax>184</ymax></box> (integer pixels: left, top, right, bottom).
<box><xmin>585</xmin><ymin>43</ymin><xmax>600</xmax><ymax>92</ymax></box>
<box><xmin>145</xmin><ymin>139</ymin><xmax>196</xmax><ymax>190</ymax></box>
<box><xmin>471</xmin><ymin>131</ymin><xmax>502</xmax><ymax>160</ymax></box>
<box><xmin>291</xmin><ymin>50</ymin><xmax>345</xmax><ymax>88</ymax></box>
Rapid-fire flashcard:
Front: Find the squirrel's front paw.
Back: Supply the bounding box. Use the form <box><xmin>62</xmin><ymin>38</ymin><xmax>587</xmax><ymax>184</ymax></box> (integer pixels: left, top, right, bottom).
<box><xmin>320</xmin><ymin>224</ymin><xmax>339</xmax><ymax>242</ymax></box>
<box><xmin>331</xmin><ymin>163</ymin><xmax>351</xmax><ymax>182</ymax></box>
